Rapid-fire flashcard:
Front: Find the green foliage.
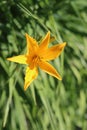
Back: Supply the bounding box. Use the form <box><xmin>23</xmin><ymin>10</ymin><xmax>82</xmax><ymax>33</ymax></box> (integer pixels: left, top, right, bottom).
<box><xmin>0</xmin><ymin>0</ymin><xmax>87</xmax><ymax>130</ymax></box>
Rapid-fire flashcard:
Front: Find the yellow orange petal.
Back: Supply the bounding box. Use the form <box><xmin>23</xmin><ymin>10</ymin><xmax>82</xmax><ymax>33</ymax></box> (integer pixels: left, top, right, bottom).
<box><xmin>7</xmin><ymin>55</ymin><xmax>27</xmax><ymax>64</ymax></box>
<box><xmin>24</xmin><ymin>67</ymin><xmax>38</xmax><ymax>91</ymax></box>
<box><xmin>38</xmin><ymin>61</ymin><xmax>62</xmax><ymax>80</ymax></box>
<box><xmin>39</xmin><ymin>42</ymin><xmax>66</xmax><ymax>61</ymax></box>
<box><xmin>25</xmin><ymin>33</ymin><xmax>39</xmax><ymax>54</ymax></box>
<box><xmin>39</xmin><ymin>31</ymin><xmax>50</xmax><ymax>50</ymax></box>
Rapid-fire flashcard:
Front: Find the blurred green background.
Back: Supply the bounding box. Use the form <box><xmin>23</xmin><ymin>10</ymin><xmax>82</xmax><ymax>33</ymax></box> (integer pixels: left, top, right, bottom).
<box><xmin>0</xmin><ymin>0</ymin><xmax>87</xmax><ymax>130</ymax></box>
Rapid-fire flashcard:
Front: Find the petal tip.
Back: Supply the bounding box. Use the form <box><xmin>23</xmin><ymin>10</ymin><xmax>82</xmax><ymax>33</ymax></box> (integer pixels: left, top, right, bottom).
<box><xmin>25</xmin><ymin>33</ymin><xmax>29</xmax><ymax>37</ymax></box>
<box><xmin>63</xmin><ymin>42</ymin><xmax>67</xmax><ymax>47</ymax></box>
<box><xmin>47</xmin><ymin>31</ymin><xmax>50</xmax><ymax>36</ymax></box>
<box><xmin>57</xmin><ymin>75</ymin><xmax>62</xmax><ymax>80</ymax></box>
<box><xmin>48</xmin><ymin>31</ymin><xmax>50</xmax><ymax>34</ymax></box>
<box><xmin>24</xmin><ymin>84</ymin><xmax>28</xmax><ymax>91</ymax></box>
<box><xmin>24</xmin><ymin>87</ymin><xmax>27</xmax><ymax>91</ymax></box>
<box><xmin>7</xmin><ymin>58</ymin><xmax>9</xmax><ymax>60</ymax></box>
<box><xmin>59</xmin><ymin>77</ymin><xmax>62</xmax><ymax>80</ymax></box>
<box><xmin>7</xmin><ymin>57</ymin><xmax>11</xmax><ymax>61</ymax></box>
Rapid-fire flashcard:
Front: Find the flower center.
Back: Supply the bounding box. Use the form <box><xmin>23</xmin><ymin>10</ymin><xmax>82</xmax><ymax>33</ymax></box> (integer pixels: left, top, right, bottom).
<box><xmin>32</xmin><ymin>55</ymin><xmax>40</xmax><ymax>63</ymax></box>
<box><xmin>30</xmin><ymin>55</ymin><xmax>40</xmax><ymax>69</ymax></box>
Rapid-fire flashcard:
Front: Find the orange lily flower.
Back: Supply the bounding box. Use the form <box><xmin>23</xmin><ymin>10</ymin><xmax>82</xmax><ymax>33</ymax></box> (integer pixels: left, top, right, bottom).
<box><xmin>7</xmin><ymin>32</ymin><xmax>66</xmax><ymax>90</ymax></box>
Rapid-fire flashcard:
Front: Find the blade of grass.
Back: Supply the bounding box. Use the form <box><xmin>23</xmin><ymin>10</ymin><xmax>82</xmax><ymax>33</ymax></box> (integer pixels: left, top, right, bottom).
<box><xmin>17</xmin><ymin>3</ymin><xmax>49</xmax><ymax>32</ymax></box>
<box><xmin>3</xmin><ymin>77</ymin><xmax>14</xmax><ymax>127</ymax></box>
